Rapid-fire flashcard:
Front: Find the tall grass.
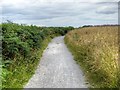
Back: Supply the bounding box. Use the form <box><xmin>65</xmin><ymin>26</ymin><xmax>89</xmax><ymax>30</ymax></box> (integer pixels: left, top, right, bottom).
<box><xmin>65</xmin><ymin>26</ymin><xmax>119</xmax><ymax>88</ymax></box>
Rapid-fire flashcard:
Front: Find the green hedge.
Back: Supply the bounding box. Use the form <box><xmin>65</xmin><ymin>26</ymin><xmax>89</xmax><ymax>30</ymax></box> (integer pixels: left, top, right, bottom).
<box><xmin>1</xmin><ymin>22</ymin><xmax>74</xmax><ymax>88</ymax></box>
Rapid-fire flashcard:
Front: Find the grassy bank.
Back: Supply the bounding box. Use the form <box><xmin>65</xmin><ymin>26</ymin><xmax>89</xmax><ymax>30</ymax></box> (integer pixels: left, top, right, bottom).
<box><xmin>65</xmin><ymin>26</ymin><xmax>119</xmax><ymax>88</ymax></box>
<box><xmin>2</xmin><ymin>22</ymin><xmax>74</xmax><ymax>88</ymax></box>
<box><xmin>2</xmin><ymin>37</ymin><xmax>52</xmax><ymax>88</ymax></box>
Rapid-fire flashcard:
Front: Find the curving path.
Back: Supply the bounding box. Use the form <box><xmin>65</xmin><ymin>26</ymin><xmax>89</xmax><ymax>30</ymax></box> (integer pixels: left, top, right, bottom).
<box><xmin>25</xmin><ymin>36</ymin><xmax>88</xmax><ymax>88</ymax></box>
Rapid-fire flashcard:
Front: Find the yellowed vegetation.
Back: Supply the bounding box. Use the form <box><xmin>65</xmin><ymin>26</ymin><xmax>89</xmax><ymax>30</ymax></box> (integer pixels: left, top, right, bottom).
<box><xmin>65</xmin><ymin>26</ymin><xmax>119</xmax><ymax>88</ymax></box>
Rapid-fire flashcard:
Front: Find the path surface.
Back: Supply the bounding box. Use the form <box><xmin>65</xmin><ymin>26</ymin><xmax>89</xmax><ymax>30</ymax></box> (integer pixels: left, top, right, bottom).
<box><xmin>25</xmin><ymin>36</ymin><xmax>88</xmax><ymax>88</ymax></box>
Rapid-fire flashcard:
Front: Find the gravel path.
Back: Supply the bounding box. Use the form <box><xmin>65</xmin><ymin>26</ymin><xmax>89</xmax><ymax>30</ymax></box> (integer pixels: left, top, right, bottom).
<box><xmin>25</xmin><ymin>36</ymin><xmax>88</xmax><ymax>88</ymax></box>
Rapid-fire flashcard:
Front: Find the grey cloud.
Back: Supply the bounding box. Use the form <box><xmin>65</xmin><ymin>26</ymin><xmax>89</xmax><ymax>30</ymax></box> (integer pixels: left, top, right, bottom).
<box><xmin>95</xmin><ymin>2</ymin><xmax>118</xmax><ymax>5</ymax></box>
<box><xmin>96</xmin><ymin>10</ymin><xmax>117</xmax><ymax>14</ymax></box>
<box><xmin>95</xmin><ymin>3</ymin><xmax>118</xmax><ymax>14</ymax></box>
<box><xmin>2</xmin><ymin>2</ymin><xmax>85</xmax><ymax>21</ymax></box>
<box><xmin>2</xmin><ymin>0</ymin><xmax>118</xmax><ymax>26</ymax></box>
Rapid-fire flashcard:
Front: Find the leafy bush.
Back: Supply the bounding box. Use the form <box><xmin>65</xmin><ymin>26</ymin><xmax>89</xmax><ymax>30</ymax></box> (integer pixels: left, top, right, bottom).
<box><xmin>2</xmin><ymin>22</ymin><xmax>74</xmax><ymax>88</ymax></box>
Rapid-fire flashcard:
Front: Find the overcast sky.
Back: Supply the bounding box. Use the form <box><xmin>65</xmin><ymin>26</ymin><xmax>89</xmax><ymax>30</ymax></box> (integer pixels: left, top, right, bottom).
<box><xmin>1</xmin><ymin>0</ymin><xmax>119</xmax><ymax>27</ymax></box>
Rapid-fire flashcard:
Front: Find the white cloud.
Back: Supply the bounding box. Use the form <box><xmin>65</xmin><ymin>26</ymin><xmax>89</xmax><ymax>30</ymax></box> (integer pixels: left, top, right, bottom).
<box><xmin>1</xmin><ymin>0</ymin><xmax>119</xmax><ymax>26</ymax></box>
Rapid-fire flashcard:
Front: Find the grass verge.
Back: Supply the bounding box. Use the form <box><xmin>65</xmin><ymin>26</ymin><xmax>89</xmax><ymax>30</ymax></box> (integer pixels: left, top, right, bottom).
<box><xmin>2</xmin><ymin>36</ymin><xmax>52</xmax><ymax>88</ymax></box>
<box><xmin>64</xmin><ymin>26</ymin><xmax>119</xmax><ymax>88</ymax></box>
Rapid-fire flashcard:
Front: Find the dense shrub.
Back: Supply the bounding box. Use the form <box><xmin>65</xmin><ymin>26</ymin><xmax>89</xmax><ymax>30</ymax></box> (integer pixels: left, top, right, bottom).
<box><xmin>1</xmin><ymin>22</ymin><xmax>74</xmax><ymax>88</ymax></box>
<box><xmin>2</xmin><ymin>23</ymin><xmax>73</xmax><ymax>60</ymax></box>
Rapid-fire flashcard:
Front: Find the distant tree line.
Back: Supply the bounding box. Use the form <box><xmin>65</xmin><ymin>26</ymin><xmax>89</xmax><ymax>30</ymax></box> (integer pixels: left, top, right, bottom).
<box><xmin>78</xmin><ymin>24</ymin><xmax>119</xmax><ymax>28</ymax></box>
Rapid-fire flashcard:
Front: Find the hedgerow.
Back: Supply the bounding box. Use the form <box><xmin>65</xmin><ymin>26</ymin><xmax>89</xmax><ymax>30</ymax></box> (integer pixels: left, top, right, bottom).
<box><xmin>1</xmin><ymin>22</ymin><xmax>74</xmax><ymax>88</ymax></box>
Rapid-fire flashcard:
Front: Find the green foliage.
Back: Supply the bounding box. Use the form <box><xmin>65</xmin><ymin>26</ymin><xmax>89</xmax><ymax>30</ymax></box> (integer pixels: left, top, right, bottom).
<box><xmin>2</xmin><ymin>23</ymin><xmax>73</xmax><ymax>60</ymax></box>
<box><xmin>2</xmin><ymin>22</ymin><xmax>74</xmax><ymax>88</ymax></box>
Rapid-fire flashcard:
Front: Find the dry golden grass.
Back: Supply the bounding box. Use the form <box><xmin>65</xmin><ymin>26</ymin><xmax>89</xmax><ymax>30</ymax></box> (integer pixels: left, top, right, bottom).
<box><xmin>65</xmin><ymin>26</ymin><xmax>119</xmax><ymax>88</ymax></box>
